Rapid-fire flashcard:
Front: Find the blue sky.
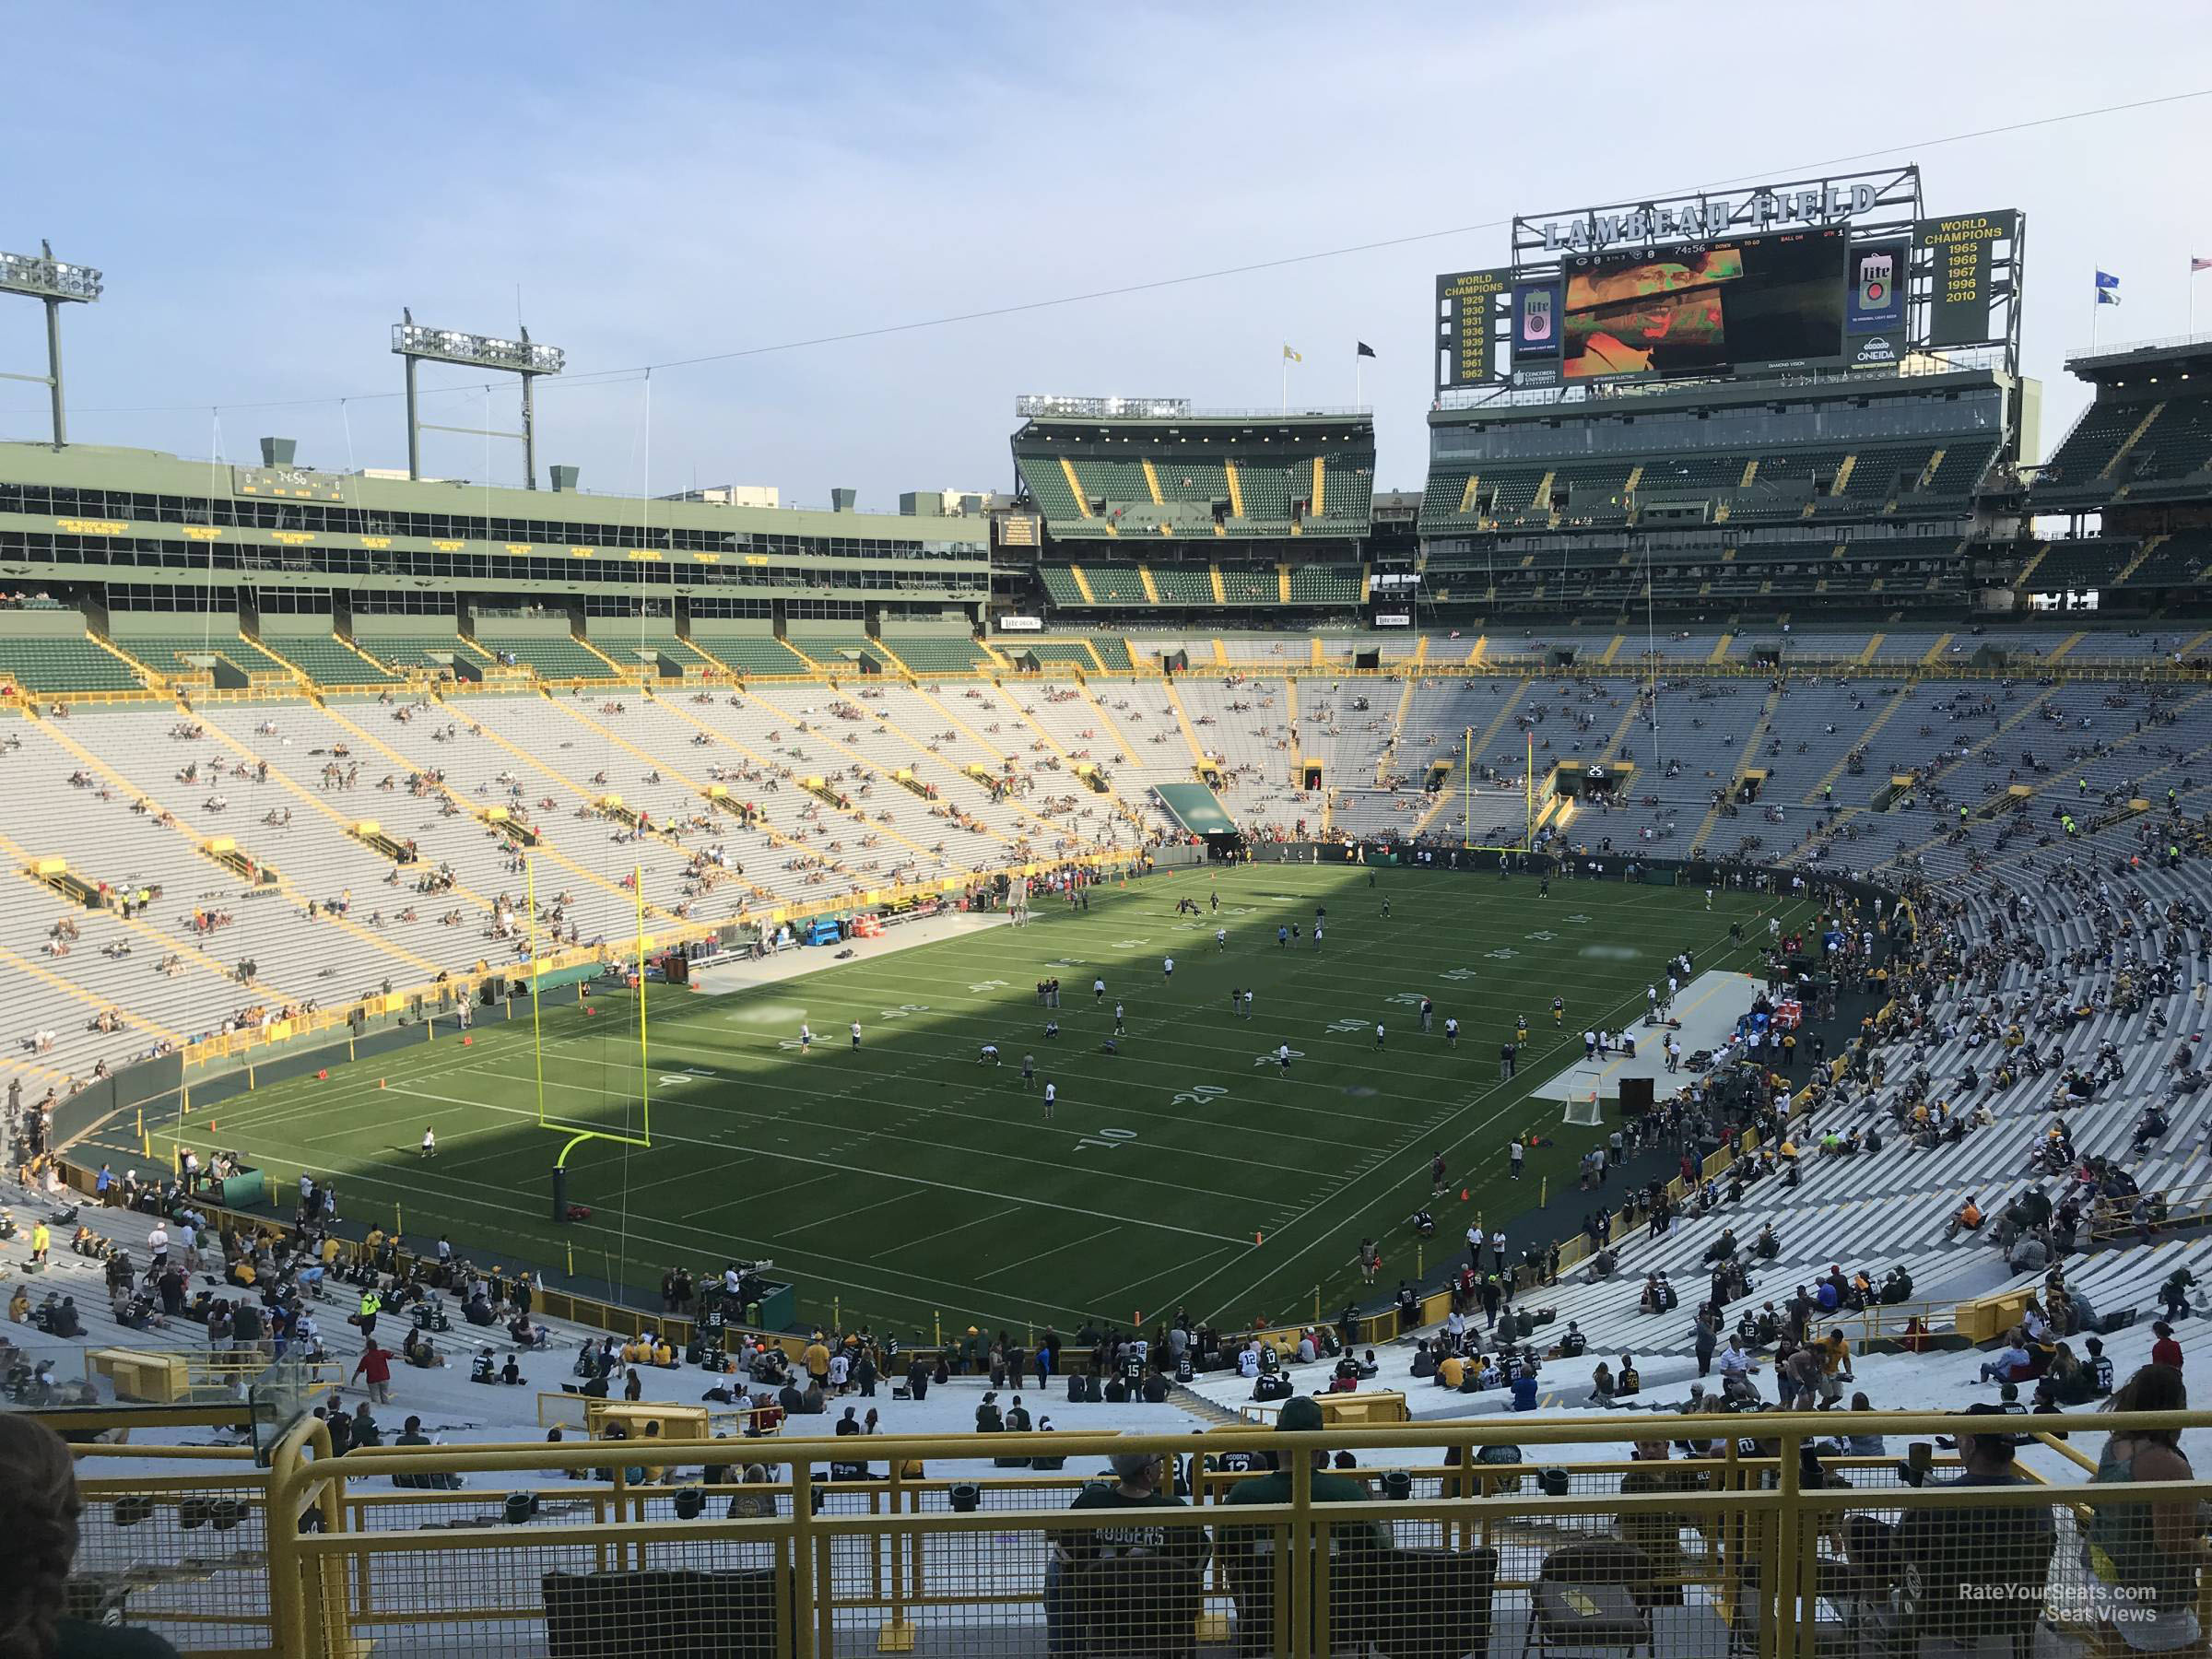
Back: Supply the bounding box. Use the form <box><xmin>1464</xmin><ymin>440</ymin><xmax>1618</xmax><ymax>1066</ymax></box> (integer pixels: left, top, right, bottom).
<box><xmin>3</xmin><ymin>2</ymin><xmax>2209</xmax><ymax>505</ymax></box>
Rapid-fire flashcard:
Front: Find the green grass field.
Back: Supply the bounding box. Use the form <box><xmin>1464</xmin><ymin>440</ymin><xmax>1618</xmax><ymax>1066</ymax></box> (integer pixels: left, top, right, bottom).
<box><xmin>126</xmin><ymin>866</ymin><xmax>1809</xmax><ymax>1341</ymax></box>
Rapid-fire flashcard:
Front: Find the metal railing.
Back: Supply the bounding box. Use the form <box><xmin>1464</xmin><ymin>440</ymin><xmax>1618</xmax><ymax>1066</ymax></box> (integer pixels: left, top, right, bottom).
<box><xmin>2067</xmin><ymin>329</ymin><xmax>2212</xmax><ymax>364</ymax></box>
<box><xmin>30</xmin><ymin>1404</ymin><xmax>2212</xmax><ymax>1659</ymax></box>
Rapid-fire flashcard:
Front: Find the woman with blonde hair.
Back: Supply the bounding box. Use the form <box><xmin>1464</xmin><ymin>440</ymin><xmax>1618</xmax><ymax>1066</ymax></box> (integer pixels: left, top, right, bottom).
<box><xmin>0</xmin><ymin>1412</ymin><xmax>180</xmax><ymax>1656</ymax></box>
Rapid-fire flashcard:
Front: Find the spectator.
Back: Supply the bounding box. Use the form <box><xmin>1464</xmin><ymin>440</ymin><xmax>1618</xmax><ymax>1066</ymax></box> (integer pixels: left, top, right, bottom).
<box><xmin>1845</xmin><ymin>1403</ymin><xmax>2053</xmax><ymax>1595</ymax></box>
<box><xmin>1716</xmin><ymin>1335</ymin><xmax>1759</xmax><ymax>1404</ymax></box>
<box><xmin>352</xmin><ymin>1342</ymin><xmax>394</xmax><ymax>1404</ymax></box>
<box><xmin>0</xmin><ymin>1413</ymin><xmax>183</xmax><ymax>1656</ymax></box>
<box><xmin>1043</xmin><ymin>1432</ymin><xmax>1206</xmax><ymax>1655</ymax></box>
<box><xmin>2150</xmin><ymin>1321</ymin><xmax>2183</xmax><ymax>1371</ymax></box>
<box><xmin>2087</xmin><ymin>1365</ymin><xmax>2211</xmax><ymax>1653</ymax></box>
<box><xmin>1978</xmin><ymin>1330</ymin><xmax>2031</xmax><ymax>1386</ymax></box>
<box><xmin>1222</xmin><ymin>1396</ymin><xmax>1385</xmax><ymax>1543</ymax></box>
<box><xmin>1834</xmin><ymin>1394</ymin><xmax>1884</xmax><ymax>1457</ymax></box>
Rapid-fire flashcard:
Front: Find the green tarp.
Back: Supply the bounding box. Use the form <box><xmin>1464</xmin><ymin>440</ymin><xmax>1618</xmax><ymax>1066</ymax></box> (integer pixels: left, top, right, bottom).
<box><xmin>1156</xmin><ymin>783</ymin><xmax>1236</xmax><ymax>836</ymax></box>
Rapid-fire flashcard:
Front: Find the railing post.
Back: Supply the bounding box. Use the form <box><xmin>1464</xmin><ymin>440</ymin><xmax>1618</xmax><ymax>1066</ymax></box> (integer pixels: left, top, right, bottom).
<box><xmin>1288</xmin><ymin>1443</ymin><xmax>1312</xmax><ymax>1659</ymax></box>
<box><xmin>1772</xmin><ymin>1428</ymin><xmax>1799</xmax><ymax>1659</ymax></box>
<box><xmin>787</xmin><ymin>1451</ymin><xmax>818</xmax><ymax>1659</ymax></box>
<box><xmin>1722</xmin><ymin>1434</ymin><xmax>1742</xmax><ymax>1638</ymax></box>
<box><xmin>879</xmin><ymin>1460</ymin><xmax>912</xmax><ymax>1653</ymax></box>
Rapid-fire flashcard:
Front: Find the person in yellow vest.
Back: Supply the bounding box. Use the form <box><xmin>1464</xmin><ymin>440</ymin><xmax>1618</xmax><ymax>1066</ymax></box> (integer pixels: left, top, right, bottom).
<box><xmin>29</xmin><ymin>1221</ymin><xmax>49</xmax><ymax>1268</ymax></box>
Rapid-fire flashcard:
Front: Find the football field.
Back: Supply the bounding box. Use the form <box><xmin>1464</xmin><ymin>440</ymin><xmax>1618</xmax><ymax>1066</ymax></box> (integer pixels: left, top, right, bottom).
<box><xmin>132</xmin><ymin>866</ymin><xmax>1809</xmax><ymax>1341</ymax></box>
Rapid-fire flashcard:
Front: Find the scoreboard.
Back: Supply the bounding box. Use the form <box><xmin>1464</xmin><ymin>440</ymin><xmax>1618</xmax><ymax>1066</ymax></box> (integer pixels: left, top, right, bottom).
<box><xmin>1439</xmin><ymin>186</ymin><xmax>2019</xmax><ymax>392</ymax></box>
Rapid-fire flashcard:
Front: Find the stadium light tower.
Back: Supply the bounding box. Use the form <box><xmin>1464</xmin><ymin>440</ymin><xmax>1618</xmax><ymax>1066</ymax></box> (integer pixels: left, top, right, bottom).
<box><xmin>0</xmin><ymin>241</ymin><xmax>103</xmax><ymax>450</ymax></box>
<box><xmin>392</xmin><ymin>312</ymin><xmax>566</xmax><ymax>488</ymax></box>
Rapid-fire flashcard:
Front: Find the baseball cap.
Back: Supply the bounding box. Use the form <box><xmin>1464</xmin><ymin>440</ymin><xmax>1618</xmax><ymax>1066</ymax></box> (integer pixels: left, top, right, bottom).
<box><xmin>1957</xmin><ymin>1401</ymin><xmax>2026</xmax><ymax>1447</ymax></box>
<box><xmin>1277</xmin><ymin>1395</ymin><xmax>1326</xmax><ymax>1433</ymax></box>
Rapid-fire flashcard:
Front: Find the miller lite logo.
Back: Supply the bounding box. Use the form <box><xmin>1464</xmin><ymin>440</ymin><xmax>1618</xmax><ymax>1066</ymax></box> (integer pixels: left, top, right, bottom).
<box><xmin>1521</xmin><ymin>288</ymin><xmax>1553</xmax><ymax>343</ymax></box>
<box><xmin>1857</xmin><ymin>250</ymin><xmax>1894</xmax><ymax>311</ymax></box>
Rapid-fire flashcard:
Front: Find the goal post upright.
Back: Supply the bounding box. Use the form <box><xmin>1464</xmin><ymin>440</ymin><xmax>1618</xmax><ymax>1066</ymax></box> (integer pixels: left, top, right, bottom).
<box><xmin>633</xmin><ymin>860</ymin><xmax>650</xmax><ymax>1150</ymax></box>
<box><xmin>538</xmin><ymin>856</ymin><xmax>654</xmax><ymax>1223</ymax></box>
<box><xmin>528</xmin><ymin>852</ymin><xmax>546</xmax><ymax>1131</ymax></box>
<box><xmin>1525</xmin><ymin>729</ymin><xmax>1535</xmax><ymax>851</ymax></box>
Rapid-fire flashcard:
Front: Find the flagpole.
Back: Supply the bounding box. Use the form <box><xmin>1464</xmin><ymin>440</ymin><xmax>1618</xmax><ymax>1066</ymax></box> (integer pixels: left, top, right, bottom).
<box><xmin>1281</xmin><ymin>353</ymin><xmax>1288</xmax><ymax>416</ymax></box>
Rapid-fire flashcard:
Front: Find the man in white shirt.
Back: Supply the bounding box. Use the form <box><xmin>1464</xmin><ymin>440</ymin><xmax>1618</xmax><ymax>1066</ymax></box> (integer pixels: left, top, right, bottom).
<box><xmin>1717</xmin><ymin>1335</ymin><xmax>1759</xmax><ymax>1402</ymax></box>
<box><xmin>1042</xmin><ymin>1080</ymin><xmax>1056</xmax><ymax>1119</ymax></box>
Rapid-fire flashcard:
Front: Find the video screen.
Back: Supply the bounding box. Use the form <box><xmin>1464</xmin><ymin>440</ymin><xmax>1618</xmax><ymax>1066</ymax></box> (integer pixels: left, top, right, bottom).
<box><xmin>1561</xmin><ymin>228</ymin><xmax>1847</xmax><ymax>381</ymax></box>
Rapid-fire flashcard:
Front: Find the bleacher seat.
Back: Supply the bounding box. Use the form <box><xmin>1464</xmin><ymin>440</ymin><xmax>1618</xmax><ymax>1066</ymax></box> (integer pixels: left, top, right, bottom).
<box><xmin>1288</xmin><ymin>564</ymin><xmax>1359</xmax><ymax>605</ymax></box>
<box><xmin>472</xmin><ymin>633</ymin><xmax>617</xmax><ymax>680</ymax></box>
<box><xmin>1147</xmin><ymin>567</ymin><xmax>1215</xmax><ymax>606</ymax></box>
<box><xmin>880</xmin><ymin>636</ymin><xmax>989</xmax><ymax>674</ymax></box>
<box><xmin>261</xmin><ymin>635</ymin><xmax>396</xmax><ymax>686</ymax></box>
<box><xmin>689</xmin><ymin>634</ymin><xmax>809</xmax><ymax>674</ymax></box>
<box><xmin>1082</xmin><ymin>567</ymin><xmax>1150</xmax><ymax>606</ymax></box>
<box><xmin>1217</xmin><ymin>567</ymin><xmax>1277</xmax><ymax>605</ymax></box>
<box><xmin>0</xmin><ymin>637</ymin><xmax>145</xmax><ymax>692</ymax></box>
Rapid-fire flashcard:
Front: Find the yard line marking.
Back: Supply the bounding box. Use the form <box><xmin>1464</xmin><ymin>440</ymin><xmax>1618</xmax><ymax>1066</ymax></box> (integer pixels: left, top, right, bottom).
<box><xmin>977</xmin><ymin>1224</ymin><xmax>1124</xmax><ymax>1281</ymax></box>
<box><xmin>281</xmin><ymin>1156</ymin><xmax>1121</xmax><ymax>1326</ymax></box>
<box><xmin>510</xmin><ymin>1067</ymin><xmax>1340</xmax><ymax>1182</ymax></box>
<box><xmin>775</xmin><ymin>1185</ymin><xmax>930</xmax><ymax>1238</ymax></box>
<box><xmin>870</xmin><ymin>1203</ymin><xmax>1023</xmax><ymax>1259</ymax></box>
<box><xmin>380</xmin><ymin>1083</ymin><xmax>1252</xmax><ymax>1246</ymax></box>
<box><xmin>1173</xmin><ymin>911</ymin><xmax>1810</xmax><ymax>1324</ymax></box>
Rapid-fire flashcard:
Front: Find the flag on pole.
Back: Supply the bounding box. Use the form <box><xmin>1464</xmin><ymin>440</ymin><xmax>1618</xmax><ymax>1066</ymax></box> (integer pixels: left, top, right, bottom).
<box><xmin>1282</xmin><ymin>345</ymin><xmax>1301</xmax><ymax>362</ymax></box>
<box><xmin>1355</xmin><ymin>341</ymin><xmax>1377</xmax><ymax>359</ymax></box>
<box><xmin>2194</xmin><ymin>257</ymin><xmax>2212</xmax><ymax>274</ymax></box>
<box><xmin>2095</xmin><ymin>270</ymin><xmax>2123</xmax><ymax>306</ymax></box>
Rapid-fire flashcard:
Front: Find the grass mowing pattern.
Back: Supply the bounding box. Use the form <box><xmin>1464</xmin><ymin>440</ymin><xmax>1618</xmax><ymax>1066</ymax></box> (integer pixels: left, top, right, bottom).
<box><xmin>141</xmin><ymin>867</ymin><xmax>1807</xmax><ymax>1341</ymax></box>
